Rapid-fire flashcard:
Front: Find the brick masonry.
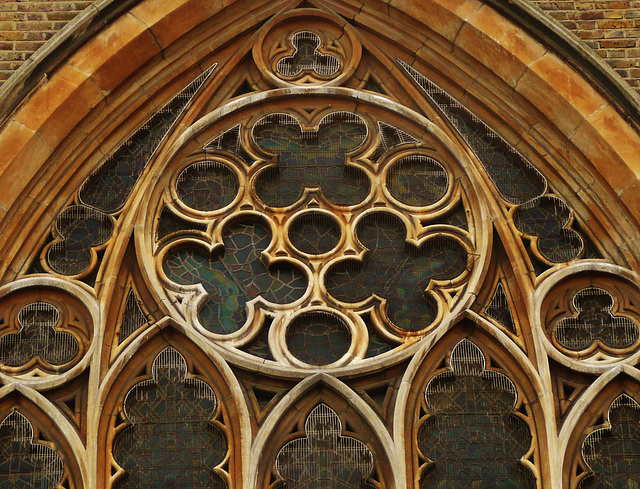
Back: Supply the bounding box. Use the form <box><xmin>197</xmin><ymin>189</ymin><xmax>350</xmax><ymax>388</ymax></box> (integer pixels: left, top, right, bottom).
<box><xmin>0</xmin><ymin>0</ymin><xmax>640</xmax><ymax>94</ymax></box>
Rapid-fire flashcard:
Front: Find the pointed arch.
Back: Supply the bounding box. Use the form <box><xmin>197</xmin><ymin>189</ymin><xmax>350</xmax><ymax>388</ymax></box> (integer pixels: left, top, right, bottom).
<box><xmin>95</xmin><ymin>319</ymin><xmax>249</xmax><ymax>489</ymax></box>
<box><xmin>0</xmin><ymin>384</ymin><xmax>88</xmax><ymax>488</ymax></box>
<box><xmin>249</xmin><ymin>373</ymin><xmax>399</xmax><ymax>488</ymax></box>
<box><xmin>559</xmin><ymin>367</ymin><xmax>640</xmax><ymax>489</ymax></box>
<box><xmin>395</xmin><ymin>317</ymin><xmax>553</xmax><ymax>486</ymax></box>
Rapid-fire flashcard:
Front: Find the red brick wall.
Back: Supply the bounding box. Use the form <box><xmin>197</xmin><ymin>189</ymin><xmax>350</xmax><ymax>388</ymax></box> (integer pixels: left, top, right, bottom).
<box><xmin>0</xmin><ymin>1</ymin><xmax>94</xmax><ymax>85</ymax></box>
<box><xmin>531</xmin><ymin>1</ymin><xmax>640</xmax><ymax>92</ymax></box>
<box><xmin>1</xmin><ymin>1</ymin><xmax>640</xmax><ymax>95</ymax></box>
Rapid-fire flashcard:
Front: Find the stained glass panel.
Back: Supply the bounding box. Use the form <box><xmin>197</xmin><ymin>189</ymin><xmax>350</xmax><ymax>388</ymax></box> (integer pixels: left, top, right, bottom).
<box><xmin>554</xmin><ymin>287</ymin><xmax>639</xmax><ymax>351</ymax></box>
<box><xmin>275</xmin><ymin>404</ymin><xmax>374</xmax><ymax>489</ymax></box>
<box><xmin>163</xmin><ymin>219</ymin><xmax>307</xmax><ymax>334</ymax></box>
<box><xmin>252</xmin><ymin>112</ymin><xmax>369</xmax><ymax>207</ymax></box>
<box><xmin>386</xmin><ymin>155</ymin><xmax>448</xmax><ymax>207</ymax></box>
<box><xmin>285</xmin><ymin>311</ymin><xmax>351</xmax><ymax>365</ymax></box>
<box><xmin>0</xmin><ymin>302</ymin><xmax>78</xmax><ymax>367</ymax></box>
<box><xmin>288</xmin><ymin>212</ymin><xmax>341</xmax><ymax>255</ymax></box>
<box><xmin>176</xmin><ymin>161</ymin><xmax>239</xmax><ymax>212</ymax></box>
<box><xmin>419</xmin><ymin>340</ymin><xmax>534</xmax><ymax>488</ymax></box>
<box><xmin>113</xmin><ymin>348</ymin><xmax>227</xmax><ymax>489</ymax></box>
<box><xmin>325</xmin><ymin>212</ymin><xmax>467</xmax><ymax>331</ymax></box>
<box><xmin>276</xmin><ymin>31</ymin><xmax>340</xmax><ymax>78</ymax></box>
<box><xmin>0</xmin><ymin>412</ymin><xmax>64</xmax><ymax>489</ymax></box>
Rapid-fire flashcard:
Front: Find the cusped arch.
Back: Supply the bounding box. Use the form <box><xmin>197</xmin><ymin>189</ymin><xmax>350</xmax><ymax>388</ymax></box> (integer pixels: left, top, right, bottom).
<box><xmin>96</xmin><ymin>320</ymin><xmax>249</xmax><ymax>489</ymax></box>
<box><xmin>559</xmin><ymin>368</ymin><xmax>640</xmax><ymax>489</ymax></box>
<box><xmin>395</xmin><ymin>317</ymin><xmax>552</xmax><ymax>487</ymax></box>
<box><xmin>250</xmin><ymin>373</ymin><xmax>399</xmax><ymax>488</ymax></box>
<box><xmin>0</xmin><ymin>384</ymin><xmax>88</xmax><ymax>488</ymax></box>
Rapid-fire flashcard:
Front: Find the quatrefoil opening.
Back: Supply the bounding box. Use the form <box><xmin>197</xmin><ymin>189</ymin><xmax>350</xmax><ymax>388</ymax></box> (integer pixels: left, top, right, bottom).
<box><xmin>163</xmin><ymin>217</ymin><xmax>308</xmax><ymax>335</ymax></box>
<box><xmin>276</xmin><ymin>31</ymin><xmax>341</xmax><ymax>79</ymax></box>
<box><xmin>275</xmin><ymin>404</ymin><xmax>374</xmax><ymax>489</ymax></box>
<box><xmin>0</xmin><ymin>302</ymin><xmax>79</xmax><ymax>368</ymax></box>
<box><xmin>0</xmin><ymin>411</ymin><xmax>64</xmax><ymax>489</ymax></box>
<box><xmin>252</xmin><ymin>112</ymin><xmax>369</xmax><ymax>208</ymax></box>
<box><xmin>324</xmin><ymin>212</ymin><xmax>469</xmax><ymax>332</ymax></box>
<box><xmin>514</xmin><ymin>195</ymin><xmax>584</xmax><ymax>264</ymax></box>
<box><xmin>554</xmin><ymin>287</ymin><xmax>639</xmax><ymax>352</ymax></box>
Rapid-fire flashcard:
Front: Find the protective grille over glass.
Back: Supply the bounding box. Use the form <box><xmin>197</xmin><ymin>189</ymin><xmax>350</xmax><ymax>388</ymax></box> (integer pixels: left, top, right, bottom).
<box><xmin>176</xmin><ymin>161</ymin><xmax>240</xmax><ymax>212</ymax></box>
<box><xmin>0</xmin><ymin>302</ymin><xmax>78</xmax><ymax>367</ymax></box>
<box><xmin>325</xmin><ymin>212</ymin><xmax>468</xmax><ymax>331</ymax></box>
<box><xmin>252</xmin><ymin>112</ymin><xmax>369</xmax><ymax>207</ymax></box>
<box><xmin>276</xmin><ymin>31</ymin><xmax>340</xmax><ymax>78</ymax></box>
<box><xmin>0</xmin><ymin>411</ymin><xmax>64</xmax><ymax>489</ymax></box>
<box><xmin>419</xmin><ymin>339</ymin><xmax>535</xmax><ymax>488</ymax></box>
<box><xmin>275</xmin><ymin>404</ymin><xmax>374</xmax><ymax>489</ymax></box>
<box><xmin>285</xmin><ymin>311</ymin><xmax>351</xmax><ymax>365</ymax></box>
<box><xmin>288</xmin><ymin>212</ymin><xmax>341</xmax><ymax>255</ymax></box>
<box><xmin>554</xmin><ymin>287</ymin><xmax>639</xmax><ymax>351</ymax></box>
<box><xmin>163</xmin><ymin>219</ymin><xmax>307</xmax><ymax>334</ymax></box>
<box><xmin>119</xmin><ymin>289</ymin><xmax>149</xmax><ymax>343</ymax></box>
<box><xmin>485</xmin><ymin>282</ymin><xmax>515</xmax><ymax>332</ymax></box>
<box><xmin>580</xmin><ymin>394</ymin><xmax>640</xmax><ymax>488</ymax></box>
<box><xmin>113</xmin><ymin>347</ymin><xmax>228</xmax><ymax>489</ymax></box>
<box><xmin>386</xmin><ymin>155</ymin><xmax>449</xmax><ymax>207</ymax></box>
<box><xmin>371</xmin><ymin>121</ymin><xmax>419</xmax><ymax>162</ymax></box>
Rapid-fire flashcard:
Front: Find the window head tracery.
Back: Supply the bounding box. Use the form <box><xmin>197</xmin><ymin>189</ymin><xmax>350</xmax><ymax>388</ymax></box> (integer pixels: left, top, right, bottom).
<box><xmin>151</xmin><ymin>96</ymin><xmax>479</xmax><ymax>371</ymax></box>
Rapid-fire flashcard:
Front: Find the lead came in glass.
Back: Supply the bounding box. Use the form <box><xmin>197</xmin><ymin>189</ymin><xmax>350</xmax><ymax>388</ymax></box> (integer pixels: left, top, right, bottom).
<box><xmin>176</xmin><ymin>161</ymin><xmax>239</xmax><ymax>212</ymax></box>
<box><xmin>325</xmin><ymin>212</ymin><xmax>468</xmax><ymax>331</ymax></box>
<box><xmin>252</xmin><ymin>112</ymin><xmax>369</xmax><ymax>207</ymax></box>
<box><xmin>113</xmin><ymin>348</ymin><xmax>227</xmax><ymax>489</ymax></box>
<box><xmin>286</xmin><ymin>311</ymin><xmax>351</xmax><ymax>365</ymax></box>
<box><xmin>275</xmin><ymin>404</ymin><xmax>374</xmax><ymax>489</ymax></box>
<box><xmin>276</xmin><ymin>31</ymin><xmax>341</xmax><ymax>78</ymax></box>
<box><xmin>288</xmin><ymin>212</ymin><xmax>341</xmax><ymax>255</ymax></box>
<box><xmin>419</xmin><ymin>340</ymin><xmax>535</xmax><ymax>488</ymax></box>
<box><xmin>386</xmin><ymin>155</ymin><xmax>449</xmax><ymax>207</ymax></box>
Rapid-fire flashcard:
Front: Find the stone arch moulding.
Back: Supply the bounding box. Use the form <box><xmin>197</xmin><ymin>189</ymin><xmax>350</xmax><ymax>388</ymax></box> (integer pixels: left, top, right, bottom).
<box><xmin>95</xmin><ymin>320</ymin><xmax>249</xmax><ymax>489</ymax></box>
<box><xmin>0</xmin><ymin>1</ymin><xmax>640</xmax><ymax>489</ymax></box>
<box><xmin>559</xmin><ymin>368</ymin><xmax>640</xmax><ymax>489</ymax></box>
<box><xmin>248</xmin><ymin>373</ymin><xmax>399</xmax><ymax>488</ymax></box>
<box><xmin>0</xmin><ymin>383</ymin><xmax>88</xmax><ymax>489</ymax></box>
<box><xmin>394</xmin><ymin>319</ymin><xmax>552</xmax><ymax>487</ymax></box>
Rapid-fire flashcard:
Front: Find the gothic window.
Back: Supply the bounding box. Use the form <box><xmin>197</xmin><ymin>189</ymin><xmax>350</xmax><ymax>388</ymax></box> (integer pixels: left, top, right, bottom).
<box><xmin>0</xmin><ymin>1</ymin><xmax>639</xmax><ymax>488</ymax></box>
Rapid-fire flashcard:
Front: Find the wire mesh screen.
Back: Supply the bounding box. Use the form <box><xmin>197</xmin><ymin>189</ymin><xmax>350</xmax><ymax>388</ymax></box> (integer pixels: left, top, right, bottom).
<box><xmin>554</xmin><ymin>287</ymin><xmax>639</xmax><ymax>352</ymax></box>
<box><xmin>176</xmin><ymin>160</ymin><xmax>240</xmax><ymax>211</ymax></box>
<box><xmin>370</xmin><ymin>121</ymin><xmax>419</xmax><ymax>162</ymax></box>
<box><xmin>325</xmin><ymin>212</ymin><xmax>468</xmax><ymax>332</ymax></box>
<box><xmin>119</xmin><ymin>289</ymin><xmax>149</xmax><ymax>342</ymax></box>
<box><xmin>156</xmin><ymin>206</ymin><xmax>207</xmax><ymax>241</ymax></box>
<box><xmin>163</xmin><ymin>219</ymin><xmax>307</xmax><ymax>334</ymax></box>
<box><xmin>485</xmin><ymin>282</ymin><xmax>516</xmax><ymax>332</ymax></box>
<box><xmin>113</xmin><ymin>347</ymin><xmax>228</xmax><ymax>489</ymax></box>
<box><xmin>79</xmin><ymin>65</ymin><xmax>216</xmax><ymax>214</ymax></box>
<box><xmin>276</xmin><ymin>31</ymin><xmax>340</xmax><ymax>78</ymax></box>
<box><xmin>580</xmin><ymin>394</ymin><xmax>640</xmax><ymax>488</ymax></box>
<box><xmin>0</xmin><ymin>302</ymin><xmax>78</xmax><ymax>367</ymax></box>
<box><xmin>0</xmin><ymin>411</ymin><xmax>64</xmax><ymax>489</ymax></box>
<box><xmin>285</xmin><ymin>311</ymin><xmax>352</xmax><ymax>365</ymax></box>
<box><xmin>288</xmin><ymin>212</ymin><xmax>341</xmax><ymax>255</ymax></box>
<box><xmin>386</xmin><ymin>155</ymin><xmax>449</xmax><ymax>207</ymax></box>
<box><xmin>252</xmin><ymin>112</ymin><xmax>369</xmax><ymax>207</ymax></box>
<box><xmin>47</xmin><ymin>205</ymin><xmax>113</xmax><ymax>276</ymax></box>
<box><xmin>275</xmin><ymin>404</ymin><xmax>374</xmax><ymax>489</ymax></box>
<box><xmin>420</xmin><ymin>339</ymin><xmax>535</xmax><ymax>488</ymax></box>
<box><xmin>204</xmin><ymin>124</ymin><xmax>253</xmax><ymax>164</ymax></box>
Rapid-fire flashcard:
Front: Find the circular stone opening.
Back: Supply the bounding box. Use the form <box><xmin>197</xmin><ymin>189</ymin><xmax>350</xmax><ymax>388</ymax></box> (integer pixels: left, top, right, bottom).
<box><xmin>386</xmin><ymin>155</ymin><xmax>448</xmax><ymax>207</ymax></box>
<box><xmin>288</xmin><ymin>212</ymin><xmax>341</xmax><ymax>255</ymax></box>
<box><xmin>176</xmin><ymin>161</ymin><xmax>239</xmax><ymax>211</ymax></box>
<box><xmin>286</xmin><ymin>311</ymin><xmax>351</xmax><ymax>365</ymax></box>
